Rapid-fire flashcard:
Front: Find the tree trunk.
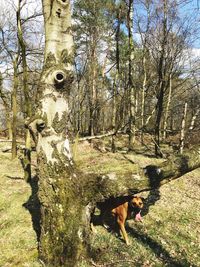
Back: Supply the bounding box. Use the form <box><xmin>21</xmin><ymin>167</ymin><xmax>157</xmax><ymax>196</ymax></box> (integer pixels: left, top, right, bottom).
<box><xmin>154</xmin><ymin>82</ymin><xmax>165</xmax><ymax>157</ymax></box>
<box><xmin>111</xmin><ymin>73</ymin><xmax>117</xmax><ymax>153</ymax></box>
<box><xmin>141</xmin><ymin>56</ymin><xmax>146</xmax><ymax>130</ymax></box>
<box><xmin>111</xmin><ymin>7</ymin><xmax>121</xmax><ymax>153</ymax></box>
<box><xmin>189</xmin><ymin>107</ymin><xmax>199</xmax><ymax>130</ymax></box>
<box><xmin>17</xmin><ymin>0</ymin><xmax>32</xmax><ymax>180</ymax></box>
<box><xmin>163</xmin><ymin>73</ymin><xmax>172</xmax><ymax>141</ymax></box>
<box><xmin>154</xmin><ymin>0</ymin><xmax>167</xmax><ymax>157</ymax></box>
<box><xmin>11</xmin><ymin>57</ymin><xmax>19</xmax><ymax>159</ymax></box>
<box><xmin>127</xmin><ymin>0</ymin><xmax>136</xmax><ymax>150</ymax></box>
<box><xmin>179</xmin><ymin>102</ymin><xmax>188</xmax><ymax>154</ymax></box>
<box><xmin>27</xmin><ymin>1</ymin><xmax>90</xmax><ymax>265</ymax></box>
<box><xmin>0</xmin><ymin>72</ymin><xmax>13</xmax><ymax>141</ymax></box>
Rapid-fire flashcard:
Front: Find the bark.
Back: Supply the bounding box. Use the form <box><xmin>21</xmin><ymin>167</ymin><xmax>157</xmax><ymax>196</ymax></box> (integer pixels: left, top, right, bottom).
<box><xmin>11</xmin><ymin>57</ymin><xmax>19</xmax><ymax>159</ymax></box>
<box><xmin>154</xmin><ymin>82</ymin><xmax>165</xmax><ymax>157</ymax></box>
<box><xmin>163</xmin><ymin>73</ymin><xmax>172</xmax><ymax>141</ymax></box>
<box><xmin>141</xmin><ymin>56</ymin><xmax>146</xmax><ymax>130</ymax></box>
<box><xmin>88</xmin><ymin>43</ymin><xmax>97</xmax><ymax>136</ymax></box>
<box><xmin>17</xmin><ymin>0</ymin><xmax>32</xmax><ymax>180</ymax></box>
<box><xmin>111</xmin><ymin>73</ymin><xmax>117</xmax><ymax>153</ymax></box>
<box><xmin>189</xmin><ymin>107</ymin><xmax>199</xmax><ymax>130</ymax></box>
<box><xmin>127</xmin><ymin>0</ymin><xmax>136</xmax><ymax>150</ymax></box>
<box><xmin>154</xmin><ymin>0</ymin><xmax>167</xmax><ymax>157</ymax></box>
<box><xmin>0</xmin><ymin>72</ymin><xmax>12</xmax><ymax>140</ymax></box>
<box><xmin>111</xmin><ymin>8</ymin><xmax>121</xmax><ymax>153</ymax></box>
<box><xmin>27</xmin><ymin>1</ymin><xmax>88</xmax><ymax>266</ymax></box>
<box><xmin>179</xmin><ymin>102</ymin><xmax>188</xmax><ymax>154</ymax></box>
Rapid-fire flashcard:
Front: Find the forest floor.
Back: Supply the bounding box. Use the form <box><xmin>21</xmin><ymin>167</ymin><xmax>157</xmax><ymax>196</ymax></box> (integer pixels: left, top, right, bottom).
<box><xmin>0</xmin><ymin>138</ymin><xmax>200</xmax><ymax>267</ymax></box>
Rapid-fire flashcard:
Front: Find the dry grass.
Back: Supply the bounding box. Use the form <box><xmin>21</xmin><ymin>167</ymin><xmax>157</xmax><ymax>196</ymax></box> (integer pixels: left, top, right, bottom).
<box><xmin>0</xmin><ymin>143</ymin><xmax>41</xmax><ymax>267</ymax></box>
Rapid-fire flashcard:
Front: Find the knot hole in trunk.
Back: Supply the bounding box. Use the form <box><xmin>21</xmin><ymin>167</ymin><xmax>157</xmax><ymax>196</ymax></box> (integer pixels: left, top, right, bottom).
<box><xmin>54</xmin><ymin>71</ymin><xmax>66</xmax><ymax>89</ymax></box>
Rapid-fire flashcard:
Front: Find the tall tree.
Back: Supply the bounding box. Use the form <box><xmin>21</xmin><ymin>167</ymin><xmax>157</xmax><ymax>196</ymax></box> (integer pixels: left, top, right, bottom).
<box><xmin>27</xmin><ymin>0</ymin><xmax>83</xmax><ymax>265</ymax></box>
<box><xmin>17</xmin><ymin>0</ymin><xmax>32</xmax><ymax>179</ymax></box>
<box><xmin>0</xmin><ymin>72</ymin><xmax>12</xmax><ymax>140</ymax></box>
<box><xmin>127</xmin><ymin>0</ymin><xmax>136</xmax><ymax>150</ymax></box>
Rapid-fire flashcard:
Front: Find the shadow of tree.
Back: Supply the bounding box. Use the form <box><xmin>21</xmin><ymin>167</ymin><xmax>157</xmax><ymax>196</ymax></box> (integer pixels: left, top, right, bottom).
<box><xmin>142</xmin><ymin>165</ymin><xmax>162</xmax><ymax>216</ymax></box>
<box><xmin>126</xmin><ymin>226</ymin><xmax>194</xmax><ymax>267</ymax></box>
<box><xmin>23</xmin><ymin>175</ymin><xmax>41</xmax><ymax>243</ymax></box>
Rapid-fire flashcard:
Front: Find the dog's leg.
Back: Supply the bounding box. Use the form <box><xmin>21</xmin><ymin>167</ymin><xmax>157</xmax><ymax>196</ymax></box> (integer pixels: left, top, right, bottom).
<box><xmin>117</xmin><ymin>216</ymin><xmax>130</xmax><ymax>245</ymax></box>
<box><xmin>101</xmin><ymin>209</ymin><xmax>110</xmax><ymax>229</ymax></box>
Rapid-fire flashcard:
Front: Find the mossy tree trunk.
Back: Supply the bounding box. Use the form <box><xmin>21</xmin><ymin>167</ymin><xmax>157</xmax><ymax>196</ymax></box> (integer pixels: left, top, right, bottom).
<box><xmin>27</xmin><ymin>1</ymin><xmax>91</xmax><ymax>266</ymax></box>
<box><xmin>27</xmin><ymin>1</ymin><xmax>200</xmax><ymax>266</ymax></box>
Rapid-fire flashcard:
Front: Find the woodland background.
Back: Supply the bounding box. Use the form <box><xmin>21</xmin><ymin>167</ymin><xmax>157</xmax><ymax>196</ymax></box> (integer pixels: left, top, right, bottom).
<box><xmin>0</xmin><ymin>0</ymin><xmax>200</xmax><ymax>155</ymax></box>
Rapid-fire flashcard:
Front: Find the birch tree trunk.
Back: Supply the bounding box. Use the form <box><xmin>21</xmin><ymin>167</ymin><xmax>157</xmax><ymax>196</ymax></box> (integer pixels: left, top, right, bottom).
<box><xmin>189</xmin><ymin>107</ymin><xmax>199</xmax><ymax>130</ymax></box>
<box><xmin>27</xmin><ymin>1</ymin><xmax>90</xmax><ymax>265</ymax></box>
<box><xmin>179</xmin><ymin>102</ymin><xmax>188</xmax><ymax>154</ymax></box>
<box><xmin>163</xmin><ymin>73</ymin><xmax>172</xmax><ymax>141</ymax></box>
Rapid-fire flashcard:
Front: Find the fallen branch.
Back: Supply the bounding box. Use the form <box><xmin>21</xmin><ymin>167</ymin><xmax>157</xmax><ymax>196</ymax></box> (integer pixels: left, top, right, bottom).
<box><xmin>74</xmin><ymin>131</ymin><xmax>116</xmax><ymax>142</ymax></box>
<box><xmin>83</xmin><ymin>145</ymin><xmax>200</xmax><ymax>202</ymax></box>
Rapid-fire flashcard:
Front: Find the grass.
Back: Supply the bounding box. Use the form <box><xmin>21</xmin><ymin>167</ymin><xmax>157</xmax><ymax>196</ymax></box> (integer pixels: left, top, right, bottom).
<box><xmin>0</xmin><ymin>148</ymin><xmax>41</xmax><ymax>267</ymax></box>
<box><xmin>0</xmin><ymin>139</ymin><xmax>200</xmax><ymax>266</ymax></box>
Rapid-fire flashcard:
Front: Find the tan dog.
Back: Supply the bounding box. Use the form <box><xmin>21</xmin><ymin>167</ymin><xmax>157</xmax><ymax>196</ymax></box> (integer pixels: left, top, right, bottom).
<box><xmin>97</xmin><ymin>196</ymin><xmax>144</xmax><ymax>245</ymax></box>
<box><xmin>110</xmin><ymin>196</ymin><xmax>144</xmax><ymax>245</ymax></box>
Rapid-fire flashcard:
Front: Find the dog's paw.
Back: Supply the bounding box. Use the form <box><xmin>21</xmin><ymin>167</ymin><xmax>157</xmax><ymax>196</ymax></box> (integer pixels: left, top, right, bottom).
<box><xmin>103</xmin><ymin>223</ymin><xmax>109</xmax><ymax>229</ymax></box>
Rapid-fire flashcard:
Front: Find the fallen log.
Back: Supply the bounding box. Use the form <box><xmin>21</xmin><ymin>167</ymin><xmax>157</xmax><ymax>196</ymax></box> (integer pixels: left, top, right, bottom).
<box><xmin>79</xmin><ymin>145</ymin><xmax>200</xmax><ymax>202</ymax></box>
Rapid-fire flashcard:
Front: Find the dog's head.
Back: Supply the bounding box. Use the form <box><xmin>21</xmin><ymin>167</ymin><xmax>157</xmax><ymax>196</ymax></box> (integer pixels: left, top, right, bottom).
<box><xmin>129</xmin><ymin>196</ymin><xmax>144</xmax><ymax>221</ymax></box>
<box><xmin>129</xmin><ymin>196</ymin><xmax>144</xmax><ymax>210</ymax></box>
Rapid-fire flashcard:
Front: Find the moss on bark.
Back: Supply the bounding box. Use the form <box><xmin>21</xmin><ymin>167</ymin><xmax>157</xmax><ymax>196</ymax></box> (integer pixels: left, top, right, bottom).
<box><xmin>37</xmin><ymin>153</ymin><xmax>91</xmax><ymax>266</ymax></box>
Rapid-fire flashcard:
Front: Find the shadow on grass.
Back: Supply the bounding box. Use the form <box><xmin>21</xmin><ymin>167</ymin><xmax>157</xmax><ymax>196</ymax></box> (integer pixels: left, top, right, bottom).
<box><xmin>127</xmin><ymin>226</ymin><xmax>194</xmax><ymax>267</ymax></box>
<box><xmin>23</xmin><ymin>175</ymin><xmax>41</xmax><ymax>243</ymax></box>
